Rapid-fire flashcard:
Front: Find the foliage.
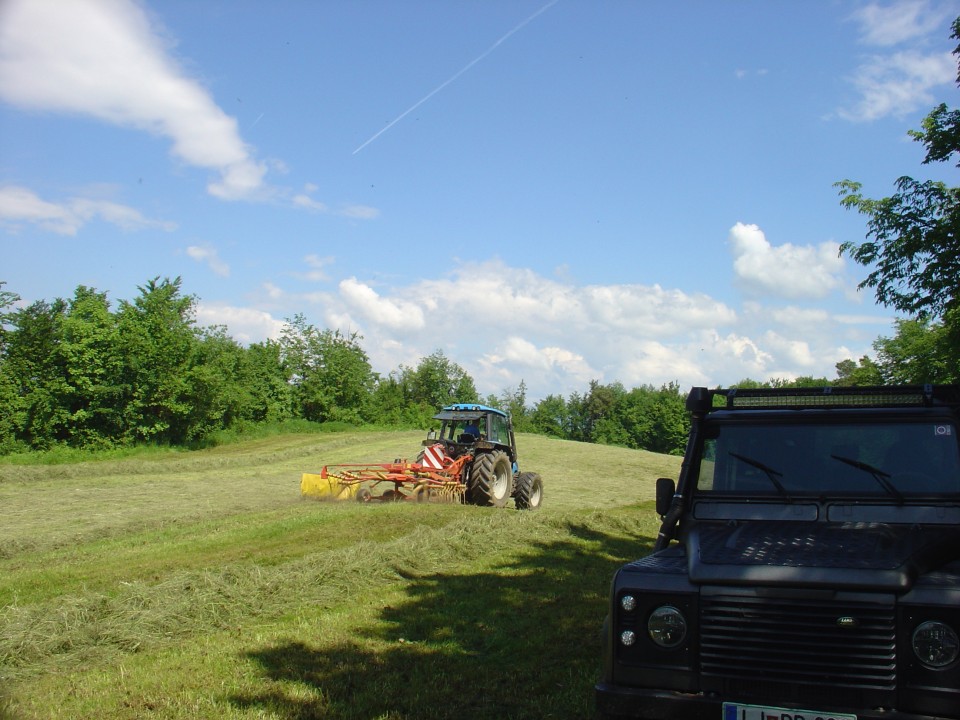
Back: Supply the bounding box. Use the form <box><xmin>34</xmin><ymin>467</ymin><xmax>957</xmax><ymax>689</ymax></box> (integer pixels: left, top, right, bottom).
<box><xmin>871</xmin><ymin>309</ymin><xmax>960</xmax><ymax>384</ymax></box>
<box><xmin>837</xmin><ymin>175</ymin><xmax>960</xmax><ymax>318</ymax></box>
<box><xmin>837</xmin><ymin>16</ymin><xmax>960</xmax><ymax>318</ymax></box>
<box><xmin>375</xmin><ymin>350</ymin><xmax>480</xmax><ymax>427</ymax></box>
<box><xmin>279</xmin><ymin>314</ymin><xmax>375</xmax><ymax>424</ymax></box>
<box><xmin>527</xmin><ymin>381</ymin><xmax>689</xmax><ymax>456</ymax></box>
<box><xmin>834</xmin><ymin>356</ymin><xmax>883</xmax><ymax>386</ymax></box>
<box><xmin>114</xmin><ymin>277</ymin><xmax>199</xmax><ymax>444</ymax></box>
<box><xmin>835</xmin><ymin>17</ymin><xmax>960</xmax><ymax>383</ymax></box>
<box><xmin>399</xmin><ymin>349</ymin><xmax>479</xmax><ymax>409</ymax></box>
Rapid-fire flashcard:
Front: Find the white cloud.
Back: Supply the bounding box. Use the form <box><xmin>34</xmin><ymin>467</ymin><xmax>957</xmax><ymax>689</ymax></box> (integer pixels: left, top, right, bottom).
<box><xmin>293</xmin><ymin>194</ymin><xmax>329</xmax><ymax>212</ymax></box>
<box><xmin>291</xmin><ymin>183</ymin><xmax>379</xmax><ymax>219</ymax></box>
<box><xmin>761</xmin><ymin>331</ymin><xmax>816</xmax><ymax>368</ymax></box>
<box><xmin>299</xmin><ymin>255</ymin><xmax>334</xmax><ymax>282</ymax></box>
<box><xmin>852</xmin><ymin>1</ymin><xmax>954</xmax><ymax>46</ymax></box>
<box><xmin>839</xmin><ymin>50</ymin><xmax>955</xmax><ymax>121</ymax></box>
<box><xmin>339</xmin><ymin>204</ymin><xmax>380</xmax><ymax>220</ymax></box>
<box><xmin>299</xmin><ymin>258</ymin><xmax>876</xmax><ymax>399</ymax></box>
<box><xmin>0</xmin><ymin>0</ymin><xmax>266</xmax><ymax>200</ymax></box>
<box><xmin>262</xmin><ymin>282</ymin><xmax>284</xmax><ymax>300</ymax></box>
<box><xmin>0</xmin><ymin>185</ymin><xmax>176</xmax><ymax>235</ymax></box>
<box><xmin>186</xmin><ymin>245</ymin><xmax>230</xmax><ymax>277</ymax></box>
<box><xmin>729</xmin><ymin>222</ymin><xmax>844</xmax><ymax>300</ymax></box>
<box><xmin>199</xmin><ymin>255</ymin><xmax>889</xmax><ymax>401</ymax></box>
<box><xmin>838</xmin><ymin>1</ymin><xmax>956</xmax><ymax>122</ymax></box>
<box><xmin>339</xmin><ymin>278</ymin><xmax>426</xmax><ymax>331</ymax></box>
<box><xmin>195</xmin><ymin>302</ymin><xmax>285</xmax><ymax>344</ymax></box>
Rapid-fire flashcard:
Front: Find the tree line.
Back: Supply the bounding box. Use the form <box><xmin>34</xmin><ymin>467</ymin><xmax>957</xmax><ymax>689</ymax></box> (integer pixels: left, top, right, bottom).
<box><xmin>0</xmin><ymin>276</ymin><xmax>692</xmax><ymax>455</ymax></box>
<box><xmin>0</xmin><ymin>271</ymin><xmax>953</xmax><ymax>458</ymax></box>
<box><xmin>0</xmin><ymin>277</ymin><xmax>484</xmax><ymax>454</ymax></box>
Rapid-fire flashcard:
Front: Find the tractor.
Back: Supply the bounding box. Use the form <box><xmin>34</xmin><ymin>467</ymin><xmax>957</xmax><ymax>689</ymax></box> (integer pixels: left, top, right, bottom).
<box><xmin>301</xmin><ymin>403</ymin><xmax>543</xmax><ymax>509</ymax></box>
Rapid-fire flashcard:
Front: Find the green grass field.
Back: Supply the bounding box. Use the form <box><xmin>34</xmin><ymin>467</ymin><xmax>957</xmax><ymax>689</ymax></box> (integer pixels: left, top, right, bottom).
<box><xmin>0</xmin><ymin>430</ymin><xmax>680</xmax><ymax>719</ymax></box>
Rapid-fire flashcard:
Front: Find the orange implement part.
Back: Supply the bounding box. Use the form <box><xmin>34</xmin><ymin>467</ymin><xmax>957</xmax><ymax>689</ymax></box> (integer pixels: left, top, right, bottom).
<box><xmin>307</xmin><ymin>446</ymin><xmax>473</xmax><ymax>503</ymax></box>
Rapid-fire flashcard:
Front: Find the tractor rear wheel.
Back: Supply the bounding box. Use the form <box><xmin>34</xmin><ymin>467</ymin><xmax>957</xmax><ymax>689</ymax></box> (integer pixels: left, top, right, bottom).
<box><xmin>469</xmin><ymin>451</ymin><xmax>513</xmax><ymax>507</ymax></box>
<box><xmin>513</xmin><ymin>472</ymin><xmax>543</xmax><ymax>510</ymax></box>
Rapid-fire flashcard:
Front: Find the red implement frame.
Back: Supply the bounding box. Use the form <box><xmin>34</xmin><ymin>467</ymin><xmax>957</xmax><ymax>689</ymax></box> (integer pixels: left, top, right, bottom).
<box><xmin>320</xmin><ymin>447</ymin><xmax>472</xmax><ymax>503</ymax></box>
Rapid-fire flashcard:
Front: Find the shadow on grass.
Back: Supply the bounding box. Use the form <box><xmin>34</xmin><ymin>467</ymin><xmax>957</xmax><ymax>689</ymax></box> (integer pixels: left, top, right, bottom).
<box><xmin>231</xmin><ymin>522</ymin><xmax>652</xmax><ymax>720</ymax></box>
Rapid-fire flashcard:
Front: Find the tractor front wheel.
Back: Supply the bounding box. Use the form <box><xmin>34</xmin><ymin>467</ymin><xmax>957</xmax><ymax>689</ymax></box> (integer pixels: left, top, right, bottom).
<box><xmin>513</xmin><ymin>472</ymin><xmax>543</xmax><ymax>510</ymax></box>
<box><xmin>469</xmin><ymin>451</ymin><xmax>513</xmax><ymax>507</ymax></box>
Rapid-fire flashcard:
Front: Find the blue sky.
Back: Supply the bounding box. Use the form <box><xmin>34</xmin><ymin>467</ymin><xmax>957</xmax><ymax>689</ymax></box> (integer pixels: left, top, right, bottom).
<box><xmin>1</xmin><ymin>0</ymin><xmax>958</xmax><ymax>402</ymax></box>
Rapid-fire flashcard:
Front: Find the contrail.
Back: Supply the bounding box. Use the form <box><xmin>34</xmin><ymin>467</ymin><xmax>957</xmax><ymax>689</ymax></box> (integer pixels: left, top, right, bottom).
<box><xmin>352</xmin><ymin>0</ymin><xmax>559</xmax><ymax>154</ymax></box>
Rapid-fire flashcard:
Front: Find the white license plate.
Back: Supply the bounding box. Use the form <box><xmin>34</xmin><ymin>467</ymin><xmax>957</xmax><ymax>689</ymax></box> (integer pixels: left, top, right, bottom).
<box><xmin>723</xmin><ymin>702</ymin><xmax>857</xmax><ymax>720</ymax></box>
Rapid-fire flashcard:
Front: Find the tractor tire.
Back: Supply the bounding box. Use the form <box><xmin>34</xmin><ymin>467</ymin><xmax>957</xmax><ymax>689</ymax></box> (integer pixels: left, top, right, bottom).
<box><xmin>513</xmin><ymin>472</ymin><xmax>543</xmax><ymax>510</ymax></box>
<box><xmin>468</xmin><ymin>451</ymin><xmax>513</xmax><ymax>508</ymax></box>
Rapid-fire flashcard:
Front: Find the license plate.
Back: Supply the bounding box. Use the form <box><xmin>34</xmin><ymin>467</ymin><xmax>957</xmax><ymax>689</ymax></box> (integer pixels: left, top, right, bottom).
<box><xmin>723</xmin><ymin>702</ymin><xmax>857</xmax><ymax>720</ymax></box>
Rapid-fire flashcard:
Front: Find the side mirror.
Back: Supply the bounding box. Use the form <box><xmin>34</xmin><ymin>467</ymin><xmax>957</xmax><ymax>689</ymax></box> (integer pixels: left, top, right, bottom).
<box><xmin>655</xmin><ymin>477</ymin><xmax>676</xmax><ymax>517</ymax></box>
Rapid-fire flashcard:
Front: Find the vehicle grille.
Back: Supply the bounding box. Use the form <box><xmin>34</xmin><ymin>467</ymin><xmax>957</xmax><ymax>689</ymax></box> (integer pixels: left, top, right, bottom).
<box><xmin>700</xmin><ymin>591</ymin><xmax>896</xmax><ymax>705</ymax></box>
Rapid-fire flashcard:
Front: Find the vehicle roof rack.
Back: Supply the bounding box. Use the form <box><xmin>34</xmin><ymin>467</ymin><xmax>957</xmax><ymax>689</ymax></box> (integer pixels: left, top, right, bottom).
<box><xmin>686</xmin><ymin>384</ymin><xmax>960</xmax><ymax>413</ymax></box>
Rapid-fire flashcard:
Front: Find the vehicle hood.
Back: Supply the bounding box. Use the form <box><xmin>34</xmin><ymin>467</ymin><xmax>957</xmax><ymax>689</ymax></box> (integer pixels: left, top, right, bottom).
<box><xmin>687</xmin><ymin>520</ymin><xmax>960</xmax><ymax>591</ymax></box>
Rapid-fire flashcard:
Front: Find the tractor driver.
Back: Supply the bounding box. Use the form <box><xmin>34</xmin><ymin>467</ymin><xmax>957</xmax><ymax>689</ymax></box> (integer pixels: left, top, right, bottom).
<box><xmin>461</xmin><ymin>419</ymin><xmax>480</xmax><ymax>441</ymax></box>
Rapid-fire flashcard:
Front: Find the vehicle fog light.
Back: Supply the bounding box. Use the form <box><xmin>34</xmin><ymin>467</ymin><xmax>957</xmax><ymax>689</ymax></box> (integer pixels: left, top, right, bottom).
<box><xmin>648</xmin><ymin>605</ymin><xmax>687</xmax><ymax>648</ymax></box>
<box><xmin>620</xmin><ymin>594</ymin><xmax>637</xmax><ymax>612</ymax></box>
<box><xmin>912</xmin><ymin>621</ymin><xmax>959</xmax><ymax>668</ymax></box>
<box><xmin>619</xmin><ymin>630</ymin><xmax>637</xmax><ymax>647</ymax></box>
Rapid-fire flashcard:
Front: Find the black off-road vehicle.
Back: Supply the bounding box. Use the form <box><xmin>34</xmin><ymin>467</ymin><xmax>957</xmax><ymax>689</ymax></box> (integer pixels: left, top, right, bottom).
<box><xmin>597</xmin><ymin>385</ymin><xmax>960</xmax><ymax>720</ymax></box>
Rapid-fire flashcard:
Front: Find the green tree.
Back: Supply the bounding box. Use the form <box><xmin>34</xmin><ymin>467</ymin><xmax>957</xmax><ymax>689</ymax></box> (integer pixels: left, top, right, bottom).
<box><xmin>591</xmin><ymin>382</ymin><xmax>688</xmax><ymax>455</ymax></box>
<box><xmin>183</xmin><ymin>326</ymin><xmax>253</xmax><ymax>439</ymax></box>
<box><xmin>872</xmin><ymin>311</ymin><xmax>960</xmax><ymax>384</ymax></box>
<box><xmin>242</xmin><ymin>339</ymin><xmax>292</xmax><ymax>424</ymax></box>
<box><xmin>582</xmin><ymin>381</ymin><xmax>624</xmax><ymax>444</ymax></box>
<box><xmin>644</xmin><ymin>382</ymin><xmax>689</xmax><ymax>455</ymax></box>
<box><xmin>837</xmin><ymin>17</ymin><xmax>960</xmax><ymax>322</ymax></box>
<box><xmin>0</xmin><ymin>283</ymin><xmax>22</xmax><ymax>452</ymax></box>
<box><xmin>399</xmin><ymin>350</ymin><xmax>478</xmax><ymax>410</ymax></box>
<box><xmin>498</xmin><ymin>380</ymin><xmax>531</xmax><ymax>431</ymax></box>
<box><xmin>59</xmin><ymin>286</ymin><xmax>124</xmax><ymax>446</ymax></box>
<box><xmin>370</xmin><ymin>372</ymin><xmax>421</xmax><ymax>426</ymax></box>
<box><xmin>0</xmin><ymin>298</ymin><xmax>70</xmax><ymax>449</ymax></box>
<box><xmin>280</xmin><ymin>314</ymin><xmax>375</xmax><ymax>423</ymax></box>
<box><xmin>116</xmin><ymin>277</ymin><xmax>199</xmax><ymax>444</ymax></box>
<box><xmin>529</xmin><ymin>394</ymin><xmax>569</xmax><ymax>438</ymax></box>
<box><xmin>0</xmin><ymin>281</ymin><xmax>19</xmax><ymax>351</ymax></box>
<box><xmin>835</xmin><ymin>356</ymin><xmax>884</xmax><ymax>386</ymax></box>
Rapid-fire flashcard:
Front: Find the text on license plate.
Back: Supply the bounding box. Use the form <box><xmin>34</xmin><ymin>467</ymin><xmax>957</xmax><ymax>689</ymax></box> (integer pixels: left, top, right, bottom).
<box><xmin>723</xmin><ymin>702</ymin><xmax>857</xmax><ymax>720</ymax></box>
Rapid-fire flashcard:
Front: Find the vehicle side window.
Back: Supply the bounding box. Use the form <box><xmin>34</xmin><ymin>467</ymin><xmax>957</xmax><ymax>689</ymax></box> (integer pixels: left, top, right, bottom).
<box><xmin>489</xmin><ymin>415</ymin><xmax>507</xmax><ymax>444</ymax></box>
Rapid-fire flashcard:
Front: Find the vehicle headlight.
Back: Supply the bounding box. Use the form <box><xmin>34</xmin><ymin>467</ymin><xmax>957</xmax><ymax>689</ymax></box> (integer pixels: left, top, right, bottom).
<box><xmin>620</xmin><ymin>630</ymin><xmax>637</xmax><ymax>647</ymax></box>
<box><xmin>912</xmin><ymin>621</ymin><xmax>959</xmax><ymax>668</ymax></box>
<box><xmin>620</xmin><ymin>594</ymin><xmax>637</xmax><ymax>612</ymax></box>
<box><xmin>647</xmin><ymin>605</ymin><xmax>687</xmax><ymax>648</ymax></box>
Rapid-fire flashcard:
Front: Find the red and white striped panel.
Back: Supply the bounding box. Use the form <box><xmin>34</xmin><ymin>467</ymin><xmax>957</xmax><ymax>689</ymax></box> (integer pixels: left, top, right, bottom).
<box><xmin>421</xmin><ymin>444</ymin><xmax>448</xmax><ymax>469</ymax></box>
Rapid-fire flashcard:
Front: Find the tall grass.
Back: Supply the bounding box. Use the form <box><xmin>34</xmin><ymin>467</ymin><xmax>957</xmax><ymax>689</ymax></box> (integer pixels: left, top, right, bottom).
<box><xmin>0</xmin><ymin>431</ymin><xmax>678</xmax><ymax>719</ymax></box>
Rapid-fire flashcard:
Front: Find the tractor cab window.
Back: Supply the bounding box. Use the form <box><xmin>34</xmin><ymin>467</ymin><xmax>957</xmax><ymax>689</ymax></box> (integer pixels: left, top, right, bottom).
<box><xmin>488</xmin><ymin>414</ymin><xmax>508</xmax><ymax>444</ymax></box>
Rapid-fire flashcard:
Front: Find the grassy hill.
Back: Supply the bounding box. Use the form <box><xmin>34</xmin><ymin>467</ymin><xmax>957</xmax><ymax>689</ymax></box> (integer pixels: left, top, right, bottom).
<box><xmin>0</xmin><ymin>430</ymin><xmax>680</xmax><ymax>720</ymax></box>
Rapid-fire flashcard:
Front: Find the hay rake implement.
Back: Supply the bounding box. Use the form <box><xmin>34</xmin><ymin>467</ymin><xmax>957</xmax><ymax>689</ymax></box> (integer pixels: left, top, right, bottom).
<box><xmin>301</xmin><ymin>444</ymin><xmax>471</xmax><ymax>503</ymax></box>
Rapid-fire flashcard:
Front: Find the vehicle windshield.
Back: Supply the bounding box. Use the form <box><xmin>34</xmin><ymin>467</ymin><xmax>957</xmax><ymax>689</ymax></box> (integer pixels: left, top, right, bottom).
<box><xmin>696</xmin><ymin>419</ymin><xmax>960</xmax><ymax>498</ymax></box>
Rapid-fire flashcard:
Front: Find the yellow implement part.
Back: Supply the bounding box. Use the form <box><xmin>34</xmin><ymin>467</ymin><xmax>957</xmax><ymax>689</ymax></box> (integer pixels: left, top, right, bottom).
<box><xmin>300</xmin><ymin>473</ymin><xmax>359</xmax><ymax>500</ymax></box>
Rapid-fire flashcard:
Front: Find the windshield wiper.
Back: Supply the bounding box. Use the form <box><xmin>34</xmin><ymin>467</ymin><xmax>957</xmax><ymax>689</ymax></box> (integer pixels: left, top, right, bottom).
<box><xmin>728</xmin><ymin>452</ymin><xmax>793</xmax><ymax>502</ymax></box>
<box><xmin>830</xmin><ymin>455</ymin><xmax>905</xmax><ymax>504</ymax></box>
